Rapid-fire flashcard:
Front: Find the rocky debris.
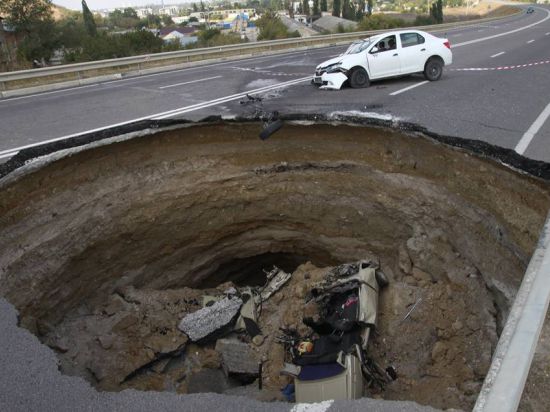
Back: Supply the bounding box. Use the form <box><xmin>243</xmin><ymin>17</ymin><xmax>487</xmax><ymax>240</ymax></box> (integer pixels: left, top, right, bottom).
<box><xmin>186</xmin><ymin>369</ymin><xmax>236</xmax><ymax>394</ymax></box>
<box><xmin>43</xmin><ymin>254</ymin><xmax>499</xmax><ymax>410</ymax></box>
<box><xmin>216</xmin><ymin>338</ymin><xmax>260</xmax><ymax>379</ymax></box>
<box><xmin>260</xmin><ymin>267</ymin><xmax>292</xmax><ymax>301</ymax></box>
<box><xmin>179</xmin><ymin>295</ymin><xmax>243</xmax><ymax>342</ymax></box>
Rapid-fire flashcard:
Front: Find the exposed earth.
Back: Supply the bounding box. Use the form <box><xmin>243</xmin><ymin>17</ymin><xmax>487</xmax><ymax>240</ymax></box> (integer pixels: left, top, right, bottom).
<box><xmin>0</xmin><ymin>121</ymin><xmax>549</xmax><ymax>411</ymax></box>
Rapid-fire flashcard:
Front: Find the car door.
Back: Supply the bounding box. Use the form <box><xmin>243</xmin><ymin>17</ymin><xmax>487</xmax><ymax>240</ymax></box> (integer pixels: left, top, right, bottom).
<box><xmin>366</xmin><ymin>35</ymin><xmax>400</xmax><ymax>79</ymax></box>
<box><xmin>398</xmin><ymin>33</ymin><xmax>427</xmax><ymax>74</ymax></box>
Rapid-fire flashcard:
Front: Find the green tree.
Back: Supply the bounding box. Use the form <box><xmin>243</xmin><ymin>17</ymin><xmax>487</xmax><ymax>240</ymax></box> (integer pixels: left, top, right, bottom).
<box><xmin>430</xmin><ymin>0</ymin><xmax>443</xmax><ymax>23</ymax></box>
<box><xmin>313</xmin><ymin>0</ymin><xmax>320</xmax><ymax>15</ymax></box>
<box><xmin>200</xmin><ymin>0</ymin><xmax>206</xmax><ymax>11</ymax></box>
<box><xmin>192</xmin><ymin>3</ymin><xmax>198</xmax><ymax>12</ymax></box>
<box><xmin>356</xmin><ymin>0</ymin><xmax>365</xmax><ymax>20</ymax></box>
<box><xmin>161</xmin><ymin>15</ymin><xmax>174</xmax><ymax>26</ymax></box>
<box><xmin>303</xmin><ymin>0</ymin><xmax>310</xmax><ymax>15</ymax></box>
<box><xmin>256</xmin><ymin>10</ymin><xmax>299</xmax><ymax>40</ymax></box>
<box><xmin>81</xmin><ymin>0</ymin><xmax>97</xmax><ymax>36</ymax></box>
<box><xmin>17</xmin><ymin>18</ymin><xmax>59</xmax><ymax>62</ymax></box>
<box><xmin>321</xmin><ymin>0</ymin><xmax>328</xmax><ymax>12</ymax></box>
<box><xmin>342</xmin><ymin>0</ymin><xmax>354</xmax><ymax>19</ymax></box>
<box><xmin>56</xmin><ymin>12</ymin><xmax>87</xmax><ymax>49</ymax></box>
<box><xmin>122</xmin><ymin>7</ymin><xmax>138</xmax><ymax>18</ymax></box>
<box><xmin>0</xmin><ymin>0</ymin><xmax>53</xmax><ymax>33</ymax></box>
<box><xmin>332</xmin><ymin>0</ymin><xmax>341</xmax><ymax>17</ymax></box>
<box><xmin>367</xmin><ymin>0</ymin><xmax>373</xmax><ymax>16</ymax></box>
<box><xmin>109</xmin><ymin>9</ymin><xmax>140</xmax><ymax>29</ymax></box>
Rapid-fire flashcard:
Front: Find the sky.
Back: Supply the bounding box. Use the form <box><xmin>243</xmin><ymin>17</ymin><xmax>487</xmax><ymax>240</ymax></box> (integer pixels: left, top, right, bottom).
<box><xmin>53</xmin><ymin>1</ymin><xmax>183</xmax><ymax>11</ymax></box>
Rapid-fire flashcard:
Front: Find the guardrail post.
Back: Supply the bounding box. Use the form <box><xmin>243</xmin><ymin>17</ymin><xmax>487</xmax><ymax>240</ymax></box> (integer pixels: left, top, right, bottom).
<box><xmin>0</xmin><ymin>81</ymin><xmax>5</xmax><ymax>92</ymax></box>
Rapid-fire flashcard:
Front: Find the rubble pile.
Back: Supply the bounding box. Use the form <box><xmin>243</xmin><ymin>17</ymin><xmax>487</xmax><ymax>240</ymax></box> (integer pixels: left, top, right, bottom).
<box><xmin>44</xmin><ymin>254</ymin><xmax>498</xmax><ymax>410</ymax></box>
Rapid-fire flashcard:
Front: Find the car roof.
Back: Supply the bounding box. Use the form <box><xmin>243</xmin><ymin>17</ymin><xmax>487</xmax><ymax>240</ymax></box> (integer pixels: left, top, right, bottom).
<box><xmin>358</xmin><ymin>29</ymin><xmax>431</xmax><ymax>43</ymax></box>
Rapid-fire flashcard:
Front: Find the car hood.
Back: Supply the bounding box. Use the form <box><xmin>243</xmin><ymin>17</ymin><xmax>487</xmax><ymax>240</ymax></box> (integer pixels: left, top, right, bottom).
<box><xmin>317</xmin><ymin>56</ymin><xmax>343</xmax><ymax>70</ymax></box>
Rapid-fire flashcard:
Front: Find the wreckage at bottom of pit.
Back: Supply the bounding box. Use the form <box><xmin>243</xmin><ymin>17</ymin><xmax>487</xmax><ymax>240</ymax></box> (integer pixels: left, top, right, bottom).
<box><xmin>177</xmin><ymin>260</ymin><xmax>394</xmax><ymax>402</ymax></box>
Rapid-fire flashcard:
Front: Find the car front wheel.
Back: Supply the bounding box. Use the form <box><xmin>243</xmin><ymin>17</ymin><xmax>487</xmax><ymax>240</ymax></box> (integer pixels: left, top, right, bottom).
<box><xmin>424</xmin><ymin>58</ymin><xmax>443</xmax><ymax>81</ymax></box>
<box><xmin>349</xmin><ymin>67</ymin><xmax>370</xmax><ymax>88</ymax></box>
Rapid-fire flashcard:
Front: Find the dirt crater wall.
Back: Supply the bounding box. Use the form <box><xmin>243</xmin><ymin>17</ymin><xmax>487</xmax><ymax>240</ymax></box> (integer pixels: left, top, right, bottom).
<box><xmin>0</xmin><ymin>121</ymin><xmax>549</xmax><ymax>409</ymax></box>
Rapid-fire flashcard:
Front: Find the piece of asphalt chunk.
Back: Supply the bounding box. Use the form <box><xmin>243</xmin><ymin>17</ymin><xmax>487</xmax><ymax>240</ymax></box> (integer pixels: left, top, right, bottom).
<box><xmin>178</xmin><ymin>296</ymin><xmax>243</xmax><ymax>342</ymax></box>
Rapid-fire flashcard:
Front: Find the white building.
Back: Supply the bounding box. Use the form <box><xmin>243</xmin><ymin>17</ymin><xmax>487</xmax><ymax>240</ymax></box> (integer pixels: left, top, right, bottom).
<box><xmin>136</xmin><ymin>8</ymin><xmax>153</xmax><ymax>18</ymax></box>
<box><xmin>159</xmin><ymin>6</ymin><xmax>180</xmax><ymax>16</ymax></box>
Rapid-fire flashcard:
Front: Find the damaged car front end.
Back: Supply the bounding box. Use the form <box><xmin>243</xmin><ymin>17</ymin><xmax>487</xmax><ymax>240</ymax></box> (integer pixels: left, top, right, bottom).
<box><xmin>313</xmin><ymin>61</ymin><xmax>349</xmax><ymax>90</ymax></box>
<box><xmin>313</xmin><ymin>38</ymin><xmax>375</xmax><ymax>90</ymax></box>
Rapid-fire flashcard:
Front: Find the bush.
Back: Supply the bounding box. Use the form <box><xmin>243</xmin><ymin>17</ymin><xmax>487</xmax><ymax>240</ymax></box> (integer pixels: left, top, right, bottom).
<box><xmin>413</xmin><ymin>15</ymin><xmax>437</xmax><ymax>26</ymax></box>
<box><xmin>256</xmin><ymin>11</ymin><xmax>301</xmax><ymax>40</ymax></box>
<box><xmin>64</xmin><ymin>30</ymin><xmax>164</xmax><ymax>62</ymax></box>
<box><xmin>357</xmin><ymin>14</ymin><xmax>407</xmax><ymax>31</ymax></box>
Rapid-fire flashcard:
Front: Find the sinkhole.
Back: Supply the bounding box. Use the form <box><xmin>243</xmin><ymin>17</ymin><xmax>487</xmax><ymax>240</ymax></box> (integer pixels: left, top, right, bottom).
<box><xmin>0</xmin><ymin>120</ymin><xmax>549</xmax><ymax>411</ymax></box>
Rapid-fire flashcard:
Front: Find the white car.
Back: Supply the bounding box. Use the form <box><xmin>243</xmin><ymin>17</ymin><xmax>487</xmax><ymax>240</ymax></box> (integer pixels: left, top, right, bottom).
<box><xmin>313</xmin><ymin>30</ymin><xmax>452</xmax><ymax>90</ymax></box>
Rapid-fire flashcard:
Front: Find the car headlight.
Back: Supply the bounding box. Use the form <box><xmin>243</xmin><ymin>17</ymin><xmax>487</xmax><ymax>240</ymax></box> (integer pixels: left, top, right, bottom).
<box><xmin>325</xmin><ymin>63</ymin><xmax>343</xmax><ymax>73</ymax></box>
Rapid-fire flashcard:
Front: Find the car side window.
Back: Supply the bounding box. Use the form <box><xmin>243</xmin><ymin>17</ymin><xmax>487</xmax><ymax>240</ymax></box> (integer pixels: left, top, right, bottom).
<box><xmin>400</xmin><ymin>33</ymin><xmax>425</xmax><ymax>48</ymax></box>
<box><xmin>371</xmin><ymin>35</ymin><xmax>396</xmax><ymax>53</ymax></box>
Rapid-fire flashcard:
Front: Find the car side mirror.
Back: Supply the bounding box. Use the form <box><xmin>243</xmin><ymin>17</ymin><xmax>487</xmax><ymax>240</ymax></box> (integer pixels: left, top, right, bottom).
<box><xmin>370</xmin><ymin>46</ymin><xmax>378</xmax><ymax>54</ymax></box>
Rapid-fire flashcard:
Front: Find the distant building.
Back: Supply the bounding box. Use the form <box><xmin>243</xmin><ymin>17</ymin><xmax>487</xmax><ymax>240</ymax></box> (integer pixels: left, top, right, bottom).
<box><xmin>312</xmin><ymin>15</ymin><xmax>357</xmax><ymax>32</ymax></box>
<box><xmin>159</xmin><ymin>27</ymin><xmax>197</xmax><ymax>46</ymax></box>
<box><xmin>136</xmin><ymin>8</ymin><xmax>153</xmax><ymax>18</ymax></box>
<box><xmin>172</xmin><ymin>16</ymin><xmax>189</xmax><ymax>25</ymax></box>
<box><xmin>159</xmin><ymin>6</ymin><xmax>180</xmax><ymax>17</ymax></box>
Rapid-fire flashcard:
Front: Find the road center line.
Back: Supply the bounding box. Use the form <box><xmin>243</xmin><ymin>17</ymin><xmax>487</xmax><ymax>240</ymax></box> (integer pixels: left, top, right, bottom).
<box><xmin>0</xmin><ymin>76</ymin><xmax>311</xmax><ymax>159</ymax></box>
<box><xmin>453</xmin><ymin>7</ymin><xmax>550</xmax><ymax>48</ymax></box>
<box><xmin>390</xmin><ymin>81</ymin><xmax>429</xmax><ymax>96</ymax></box>
<box><xmin>527</xmin><ymin>39</ymin><xmax>535</xmax><ymax>44</ymax></box>
<box><xmin>159</xmin><ymin>76</ymin><xmax>222</xmax><ymax>89</ymax></box>
<box><xmin>0</xmin><ymin>84</ymin><xmax>99</xmax><ymax>103</ymax></box>
<box><xmin>515</xmin><ymin>103</ymin><xmax>550</xmax><ymax>155</ymax></box>
<box><xmin>491</xmin><ymin>51</ymin><xmax>505</xmax><ymax>58</ymax></box>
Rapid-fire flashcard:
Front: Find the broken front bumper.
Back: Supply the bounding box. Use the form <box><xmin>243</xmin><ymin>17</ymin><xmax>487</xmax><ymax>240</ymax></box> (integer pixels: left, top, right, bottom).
<box><xmin>312</xmin><ymin>72</ymin><xmax>348</xmax><ymax>90</ymax></box>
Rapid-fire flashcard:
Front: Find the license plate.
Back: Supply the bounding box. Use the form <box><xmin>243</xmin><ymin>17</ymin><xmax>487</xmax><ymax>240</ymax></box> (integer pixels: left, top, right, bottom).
<box><xmin>313</xmin><ymin>76</ymin><xmax>322</xmax><ymax>84</ymax></box>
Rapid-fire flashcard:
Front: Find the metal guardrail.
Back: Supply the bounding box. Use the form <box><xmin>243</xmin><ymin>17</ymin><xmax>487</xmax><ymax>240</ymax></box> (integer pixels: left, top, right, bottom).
<box><xmin>0</xmin><ymin>10</ymin><xmax>520</xmax><ymax>96</ymax></box>
<box><xmin>474</xmin><ymin>211</ymin><xmax>550</xmax><ymax>412</ymax></box>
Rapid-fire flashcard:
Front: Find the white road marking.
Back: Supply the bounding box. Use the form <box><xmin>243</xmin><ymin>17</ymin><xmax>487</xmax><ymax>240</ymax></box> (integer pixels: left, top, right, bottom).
<box><xmin>0</xmin><ymin>48</ymin><xmax>335</xmax><ymax>102</ymax></box>
<box><xmin>291</xmin><ymin>400</ymin><xmax>334</xmax><ymax>412</ymax></box>
<box><xmin>390</xmin><ymin>81</ymin><xmax>429</xmax><ymax>96</ymax></box>
<box><xmin>546</xmin><ymin>32</ymin><xmax>550</xmax><ymax>35</ymax></box>
<box><xmin>454</xmin><ymin>33</ymin><xmax>463</xmax><ymax>37</ymax></box>
<box><xmin>515</xmin><ymin>103</ymin><xmax>550</xmax><ymax>155</ymax></box>
<box><xmin>527</xmin><ymin>39</ymin><xmax>535</xmax><ymax>44</ymax></box>
<box><xmin>454</xmin><ymin>7</ymin><xmax>550</xmax><ymax>48</ymax></box>
<box><xmin>154</xmin><ymin>77</ymin><xmax>309</xmax><ymax>119</ymax></box>
<box><xmin>158</xmin><ymin>75</ymin><xmax>222</xmax><ymax>89</ymax></box>
<box><xmin>0</xmin><ymin>84</ymin><xmax>98</xmax><ymax>103</ymax></box>
<box><xmin>0</xmin><ymin>76</ymin><xmax>311</xmax><ymax>159</ymax></box>
<box><xmin>491</xmin><ymin>52</ymin><xmax>506</xmax><ymax>58</ymax></box>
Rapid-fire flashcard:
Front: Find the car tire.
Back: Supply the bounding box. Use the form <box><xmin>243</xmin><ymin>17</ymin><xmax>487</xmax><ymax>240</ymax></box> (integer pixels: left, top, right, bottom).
<box><xmin>375</xmin><ymin>271</ymin><xmax>389</xmax><ymax>288</ymax></box>
<box><xmin>349</xmin><ymin>67</ymin><xmax>370</xmax><ymax>88</ymax></box>
<box><xmin>424</xmin><ymin>58</ymin><xmax>443</xmax><ymax>81</ymax></box>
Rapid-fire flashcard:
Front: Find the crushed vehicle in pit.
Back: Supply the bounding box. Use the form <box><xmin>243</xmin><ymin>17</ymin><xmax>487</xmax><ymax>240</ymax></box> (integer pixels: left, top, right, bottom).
<box><xmin>275</xmin><ymin>261</ymin><xmax>393</xmax><ymax>402</ymax></box>
<box><xmin>176</xmin><ymin>260</ymin><xmax>392</xmax><ymax>403</ymax></box>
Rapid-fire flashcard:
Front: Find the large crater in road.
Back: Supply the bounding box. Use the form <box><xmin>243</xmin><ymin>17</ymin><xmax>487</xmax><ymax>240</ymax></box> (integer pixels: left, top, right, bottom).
<box><xmin>0</xmin><ymin>121</ymin><xmax>549</xmax><ymax>410</ymax></box>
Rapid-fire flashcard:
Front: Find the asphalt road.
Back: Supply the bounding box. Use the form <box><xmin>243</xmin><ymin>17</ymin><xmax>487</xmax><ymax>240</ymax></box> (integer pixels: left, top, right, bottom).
<box><xmin>1</xmin><ymin>5</ymin><xmax>549</xmax><ymax>163</ymax></box>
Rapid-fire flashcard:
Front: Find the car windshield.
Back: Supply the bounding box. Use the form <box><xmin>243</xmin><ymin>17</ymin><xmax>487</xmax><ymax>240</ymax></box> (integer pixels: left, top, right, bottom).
<box><xmin>343</xmin><ymin>39</ymin><xmax>373</xmax><ymax>55</ymax></box>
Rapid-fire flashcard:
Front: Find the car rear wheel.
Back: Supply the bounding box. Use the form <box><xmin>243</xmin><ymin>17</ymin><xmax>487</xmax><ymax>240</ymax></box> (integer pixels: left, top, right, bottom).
<box><xmin>424</xmin><ymin>58</ymin><xmax>443</xmax><ymax>81</ymax></box>
<box><xmin>349</xmin><ymin>68</ymin><xmax>370</xmax><ymax>88</ymax></box>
